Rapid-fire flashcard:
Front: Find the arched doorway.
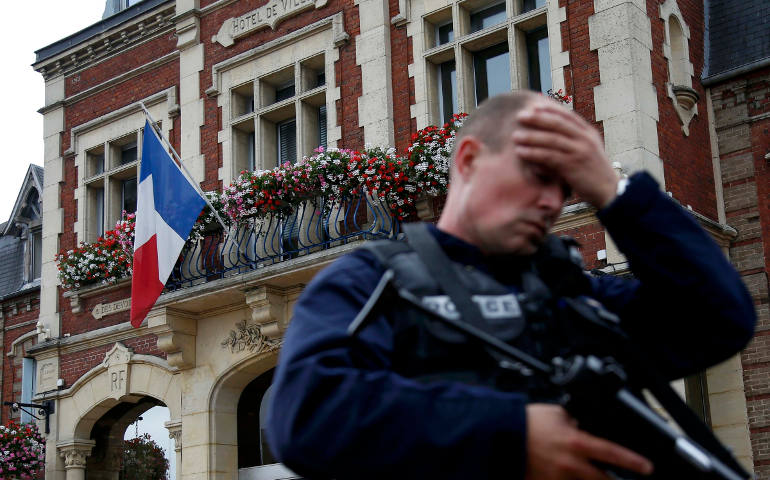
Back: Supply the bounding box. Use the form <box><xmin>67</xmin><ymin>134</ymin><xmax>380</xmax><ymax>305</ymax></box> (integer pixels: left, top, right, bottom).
<box><xmin>86</xmin><ymin>397</ymin><xmax>167</xmax><ymax>480</ymax></box>
<box><xmin>209</xmin><ymin>352</ymin><xmax>299</xmax><ymax>479</ymax></box>
<box><xmin>237</xmin><ymin>369</ymin><xmax>276</xmax><ymax>468</ymax></box>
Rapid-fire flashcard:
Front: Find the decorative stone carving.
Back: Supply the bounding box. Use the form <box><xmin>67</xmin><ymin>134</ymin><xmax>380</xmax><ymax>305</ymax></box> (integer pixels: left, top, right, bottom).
<box><xmin>58</xmin><ymin>439</ymin><xmax>95</xmax><ymax>469</ymax></box>
<box><xmin>214</xmin><ymin>0</ymin><xmax>329</xmax><ymax>47</ymax></box>
<box><xmin>165</xmin><ymin>420</ymin><xmax>182</xmax><ymax>452</ymax></box>
<box><xmin>222</xmin><ymin>286</ymin><xmax>295</xmax><ymax>354</ymax></box>
<box><xmin>672</xmin><ymin>85</ymin><xmax>699</xmax><ymax>110</ymax></box>
<box><xmin>103</xmin><ymin>343</ymin><xmax>133</xmax><ymax>400</ymax></box>
<box><xmin>148</xmin><ymin>308</ymin><xmax>197</xmax><ymax>370</ymax></box>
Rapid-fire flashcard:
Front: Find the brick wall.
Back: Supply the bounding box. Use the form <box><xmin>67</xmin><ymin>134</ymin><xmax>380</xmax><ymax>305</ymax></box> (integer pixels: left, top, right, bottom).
<box><xmin>58</xmin><ymin>334</ymin><xmax>164</xmax><ymax>388</ymax></box>
<box><xmin>1</xmin><ymin>297</ymin><xmax>39</xmax><ymax>424</ymax></box>
<box><xmin>556</xmin><ymin>221</ymin><xmax>607</xmax><ymax>270</ymax></box>
<box><xmin>198</xmin><ymin>0</ymin><xmax>363</xmax><ymax>190</ymax></box>
<box><xmin>648</xmin><ymin>0</ymin><xmax>718</xmax><ymax>219</ymax></box>
<box><xmin>61</xmin><ymin>285</ymin><xmax>133</xmax><ymax>336</ymax></box>
<box><xmin>711</xmin><ymin>66</ymin><xmax>770</xmax><ymax>478</ymax></box>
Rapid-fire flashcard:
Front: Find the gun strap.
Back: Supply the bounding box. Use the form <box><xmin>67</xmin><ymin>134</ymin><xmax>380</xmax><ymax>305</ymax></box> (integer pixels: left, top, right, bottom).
<box><xmin>402</xmin><ymin>223</ymin><xmax>486</xmax><ymax>332</ymax></box>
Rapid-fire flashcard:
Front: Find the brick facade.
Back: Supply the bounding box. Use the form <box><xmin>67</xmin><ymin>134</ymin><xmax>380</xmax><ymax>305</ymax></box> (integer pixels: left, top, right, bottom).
<box><xmin>711</xmin><ymin>66</ymin><xmax>770</xmax><ymax>477</ymax></box>
<box><xmin>1</xmin><ymin>297</ymin><xmax>39</xmax><ymax>424</ymax></box>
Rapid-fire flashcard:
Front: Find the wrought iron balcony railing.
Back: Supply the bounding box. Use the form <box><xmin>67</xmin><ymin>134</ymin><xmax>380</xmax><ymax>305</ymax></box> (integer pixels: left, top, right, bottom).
<box><xmin>166</xmin><ymin>194</ymin><xmax>400</xmax><ymax>290</ymax></box>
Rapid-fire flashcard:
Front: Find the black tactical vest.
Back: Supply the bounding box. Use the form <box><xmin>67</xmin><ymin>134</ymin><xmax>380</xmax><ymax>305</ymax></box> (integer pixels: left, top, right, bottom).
<box><xmin>359</xmin><ymin>234</ymin><xmax>598</xmax><ymax>401</ymax></box>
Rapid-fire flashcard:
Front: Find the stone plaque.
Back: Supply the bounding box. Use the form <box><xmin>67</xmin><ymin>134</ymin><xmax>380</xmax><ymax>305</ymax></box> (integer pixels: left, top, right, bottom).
<box><xmin>37</xmin><ymin>359</ymin><xmax>58</xmax><ymax>393</ymax></box>
<box><xmin>92</xmin><ymin>298</ymin><xmax>131</xmax><ymax>320</ymax></box>
<box><xmin>102</xmin><ymin>343</ymin><xmax>132</xmax><ymax>400</ymax></box>
<box><xmin>214</xmin><ymin>0</ymin><xmax>328</xmax><ymax>47</ymax></box>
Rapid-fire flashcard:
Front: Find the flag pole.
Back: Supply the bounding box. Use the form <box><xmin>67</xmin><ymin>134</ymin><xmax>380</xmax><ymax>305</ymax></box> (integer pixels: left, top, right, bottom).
<box><xmin>138</xmin><ymin>102</ymin><xmax>229</xmax><ymax>232</ymax></box>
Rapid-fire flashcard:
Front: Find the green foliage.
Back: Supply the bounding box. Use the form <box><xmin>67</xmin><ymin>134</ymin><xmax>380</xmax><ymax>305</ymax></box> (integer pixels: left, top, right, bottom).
<box><xmin>120</xmin><ymin>434</ymin><xmax>169</xmax><ymax>480</ymax></box>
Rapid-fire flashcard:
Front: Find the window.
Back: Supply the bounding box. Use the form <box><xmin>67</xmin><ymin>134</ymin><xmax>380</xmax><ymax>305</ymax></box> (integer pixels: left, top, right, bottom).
<box><xmin>230</xmin><ymin>54</ymin><xmax>329</xmax><ymax>173</ymax></box>
<box><xmin>525</xmin><ymin>26</ymin><xmax>551</xmax><ymax>93</ymax></box>
<box><xmin>470</xmin><ymin>3</ymin><xmax>507</xmax><ymax>33</ymax></box>
<box><xmin>438</xmin><ymin>60</ymin><xmax>457</xmax><ymax>124</ymax></box>
<box><xmin>20</xmin><ymin>358</ymin><xmax>36</xmax><ymax>424</ymax></box>
<box><xmin>122</xmin><ymin>177</ymin><xmax>137</xmax><ymax>214</ymax></box>
<box><xmin>31</xmin><ymin>228</ymin><xmax>42</xmax><ymax>280</ymax></box>
<box><xmin>83</xmin><ymin>129</ymin><xmax>143</xmax><ymax>241</ymax></box>
<box><xmin>437</xmin><ymin>21</ymin><xmax>454</xmax><ymax>46</ymax></box>
<box><xmin>423</xmin><ymin>0</ymin><xmax>552</xmax><ymax>123</ymax></box>
<box><xmin>277</xmin><ymin>119</ymin><xmax>297</xmax><ymax>166</ymax></box>
<box><xmin>473</xmin><ymin>42</ymin><xmax>511</xmax><ymax>104</ymax></box>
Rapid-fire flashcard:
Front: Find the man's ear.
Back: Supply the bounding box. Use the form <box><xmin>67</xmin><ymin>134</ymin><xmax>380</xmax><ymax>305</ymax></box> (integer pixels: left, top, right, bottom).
<box><xmin>452</xmin><ymin>136</ymin><xmax>482</xmax><ymax>180</ymax></box>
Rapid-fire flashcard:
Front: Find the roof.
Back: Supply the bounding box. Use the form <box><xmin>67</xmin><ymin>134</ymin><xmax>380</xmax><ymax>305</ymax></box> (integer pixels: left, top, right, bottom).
<box><xmin>34</xmin><ymin>0</ymin><xmax>173</xmax><ymax>64</ymax></box>
<box><xmin>3</xmin><ymin>164</ymin><xmax>44</xmax><ymax>236</ymax></box>
<box><xmin>0</xmin><ymin>234</ymin><xmax>25</xmax><ymax>298</ymax></box>
<box><xmin>705</xmin><ymin>0</ymin><xmax>770</xmax><ymax>81</ymax></box>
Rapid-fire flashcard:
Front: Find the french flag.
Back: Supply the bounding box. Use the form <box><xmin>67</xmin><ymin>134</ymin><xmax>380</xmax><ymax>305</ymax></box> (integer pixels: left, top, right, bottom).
<box><xmin>130</xmin><ymin>120</ymin><xmax>206</xmax><ymax>327</ymax></box>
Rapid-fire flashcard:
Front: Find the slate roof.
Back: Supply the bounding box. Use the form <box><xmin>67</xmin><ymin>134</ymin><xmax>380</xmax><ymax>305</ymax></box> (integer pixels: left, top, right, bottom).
<box><xmin>32</xmin><ymin>165</ymin><xmax>44</xmax><ymax>186</ymax></box>
<box><xmin>705</xmin><ymin>0</ymin><xmax>770</xmax><ymax>81</ymax></box>
<box><xmin>0</xmin><ymin>233</ymin><xmax>24</xmax><ymax>298</ymax></box>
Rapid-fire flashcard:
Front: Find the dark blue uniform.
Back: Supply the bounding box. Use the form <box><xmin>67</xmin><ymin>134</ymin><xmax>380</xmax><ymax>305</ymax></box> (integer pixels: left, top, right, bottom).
<box><xmin>266</xmin><ymin>172</ymin><xmax>755</xmax><ymax>479</ymax></box>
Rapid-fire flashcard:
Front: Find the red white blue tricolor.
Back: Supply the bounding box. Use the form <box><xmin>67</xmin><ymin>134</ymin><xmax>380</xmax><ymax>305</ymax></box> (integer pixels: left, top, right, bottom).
<box><xmin>130</xmin><ymin>120</ymin><xmax>206</xmax><ymax>327</ymax></box>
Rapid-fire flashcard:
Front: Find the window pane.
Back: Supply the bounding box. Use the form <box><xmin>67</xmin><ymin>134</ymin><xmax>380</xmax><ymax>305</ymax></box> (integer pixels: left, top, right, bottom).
<box><xmin>526</xmin><ymin>27</ymin><xmax>551</xmax><ymax>93</ymax></box>
<box><xmin>122</xmin><ymin>177</ymin><xmax>137</xmax><ymax>214</ymax></box>
<box><xmin>275</xmin><ymin>83</ymin><xmax>296</xmax><ymax>102</ymax></box>
<box><xmin>121</xmin><ymin>142</ymin><xmax>138</xmax><ymax>165</ymax></box>
<box><xmin>21</xmin><ymin>358</ymin><xmax>36</xmax><ymax>423</ymax></box>
<box><xmin>277</xmin><ymin>119</ymin><xmax>297</xmax><ymax>166</ymax></box>
<box><xmin>32</xmin><ymin>230</ymin><xmax>42</xmax><ymax>280</ymax></box>
<box><xmin>316</xmin><ymin>71</ymin><xmax>326</xmax><ymax>87</ymax></box>
<box><xmin>318</xmin><ymin>106</ymin><xmax>327</xmax><ymax>148</ymax></box>
<box><xmin>438</xmin><ymin>60</ymin><xmax>457</xmax><ymax>124</ymax></box>
<box><xmin>473</xmin><ymin>43</ymin><xmax>510</xmax><ymax>105</ymax></box>
<box><xmin>437</xmin><ymin>22</ymin><xmax>454</xmax><ymax>45</ymax></box>
<box><xmin>96</xmin><ymin>188</ymin><xmax>105</xmax><ymax>236</ymax></box>
<box><xmin>522</xmin><ymin>0</ymin><xmax>546</xmax><ymax>14</ymax></box>
<box><xmin>470</xmin><ymin>3</ymin><xmax>506</xmax><ymax>33</ymax></box>
<box><xmin>248</xmin><ymin>131</ymin><xmax>256</xmax><ymax>170</ymax></box>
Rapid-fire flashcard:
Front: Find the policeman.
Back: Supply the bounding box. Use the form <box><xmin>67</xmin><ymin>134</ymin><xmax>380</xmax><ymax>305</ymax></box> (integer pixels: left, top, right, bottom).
<box><xmin>266</xmin><ymin>91</ymin><xmax>755</xmax><ymax>480</ymax></box>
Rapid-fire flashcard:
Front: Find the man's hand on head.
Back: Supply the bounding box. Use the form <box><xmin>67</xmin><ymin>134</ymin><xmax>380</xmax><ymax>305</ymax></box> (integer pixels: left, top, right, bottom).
<box><xmin>525</xmin><ymin>404</ymin><xmax>654</xmax><ymax>480</ymax></box>
<box><xmin>512</xmin><ymin>102</ymin><xmax>619</xmax><ymax>209</ymax></box>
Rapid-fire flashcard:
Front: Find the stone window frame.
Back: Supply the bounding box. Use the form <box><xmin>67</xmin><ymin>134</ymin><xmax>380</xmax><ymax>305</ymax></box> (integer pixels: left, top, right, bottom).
<box><xmin>67</xmin><ymin>89</ymin><xmax>177</xmax><ymax>244</ymax></box>
<box><xmin>408</xmin><ymin>0</ymin><xmax>569</xmax><ymax>129</ymax></box>
<box><xmin>659</xmin><ymin>0</ymin><xmax>698</xmax><ymax>135</ymax></box>
<box><xmin>207</xmin><ymin>13</ymin><xmax>348</xmax><ymax>185</ymax></box>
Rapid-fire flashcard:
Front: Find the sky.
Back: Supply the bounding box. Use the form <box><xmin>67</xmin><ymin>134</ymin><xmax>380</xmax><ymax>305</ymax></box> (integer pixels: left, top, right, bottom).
<box><xmin>0</xmin><ymin>1</ymin><xmax>106</xmax><ymax>223</ymax></box>
<box><xmin>0</xmin><ymin>2</ymin><xmax>176</xmax><ymax>476</ymax></box>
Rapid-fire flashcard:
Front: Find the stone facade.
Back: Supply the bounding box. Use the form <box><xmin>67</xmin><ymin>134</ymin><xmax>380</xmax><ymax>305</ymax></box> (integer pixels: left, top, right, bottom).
<box><xmin>21</xmin><ymin>0</ymin><xmax>770</xmax><ymax>479</ymax></box>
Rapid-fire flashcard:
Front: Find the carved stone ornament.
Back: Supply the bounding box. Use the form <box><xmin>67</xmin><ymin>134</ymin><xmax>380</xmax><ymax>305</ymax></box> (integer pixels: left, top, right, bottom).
<box><xmin>222</xmin><ymin>320</ymin><xmax>282</xmax><ymax>354</ymax></box>
<box><xmin>214</xmin><ymin>0</ymin><xmax>329</xmax><ymax>47</ymax></box>
<box><xmin>58</xmin><ymin>440</ymin><xmax>96</xmax><ymax>469</ymax></box>
<box><xmin>102</xmin><ymin>343</ymin><xmax>132</xmax><ymax>400</ymax></box>
<box><xmin>165</xmin><ymin>420</ymin><xmax>182</xmax><ymax>452</ymax></box>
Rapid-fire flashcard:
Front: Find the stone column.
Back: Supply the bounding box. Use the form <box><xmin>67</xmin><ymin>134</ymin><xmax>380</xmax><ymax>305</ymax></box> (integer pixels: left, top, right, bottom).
<box><xmin>58</xmin><ymin>440</ymin><xmax>95</xmax><ymax>480</ymax></box>
<box><xmin>165</xmin><ymin>420</ymin><xmax>182</xmax><ymax>480</ymax></box>
<box><xmin>354</xmin><ymin>0</ymin><xmax>395</xmax><ymax>147</ymax></box>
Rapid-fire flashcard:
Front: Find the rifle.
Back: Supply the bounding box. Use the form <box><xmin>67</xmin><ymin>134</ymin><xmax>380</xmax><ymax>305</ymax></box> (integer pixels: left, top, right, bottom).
<box><xmin>347</xmin><ymin>224</ymin><xmax>752</xmax><ymax>480</ymax></box>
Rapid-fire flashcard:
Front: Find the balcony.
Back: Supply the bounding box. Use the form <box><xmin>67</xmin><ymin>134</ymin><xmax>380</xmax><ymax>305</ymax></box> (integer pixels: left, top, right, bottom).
<box><xmin>165</xmin><ymin>194</ymin><xmax>401</xmax><ymax>291</ymax></box>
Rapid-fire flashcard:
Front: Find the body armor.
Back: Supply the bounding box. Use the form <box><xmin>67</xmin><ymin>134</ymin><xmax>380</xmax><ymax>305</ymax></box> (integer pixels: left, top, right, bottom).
<box><xmin>358</xmin><ymin>234</ymin><xmax>600</xmax><ymax>401</ymax></box>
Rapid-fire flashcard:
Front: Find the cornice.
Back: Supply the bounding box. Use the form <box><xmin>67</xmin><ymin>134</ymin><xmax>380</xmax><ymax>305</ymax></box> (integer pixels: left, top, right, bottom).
<box><xmin>27</xmin><ymin>320</ymin><xmax>167</xmax><ymax>357</ymax></box>
<box><xmin>34</xmin><ymin>5</ymin><xmax>176</xmax><ymax>81</ymax></box>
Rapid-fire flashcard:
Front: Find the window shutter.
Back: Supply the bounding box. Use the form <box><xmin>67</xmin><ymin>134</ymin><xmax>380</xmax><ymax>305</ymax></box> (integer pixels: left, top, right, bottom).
<box><xmin>278</xmin><ymin>119</ymin><xmax>297</xmax><ymax>166</ymax></box>
<box><xmin>318</xmin><ymin>106</ymin><xmax>327</xmax><ymax>148</ymax></box>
